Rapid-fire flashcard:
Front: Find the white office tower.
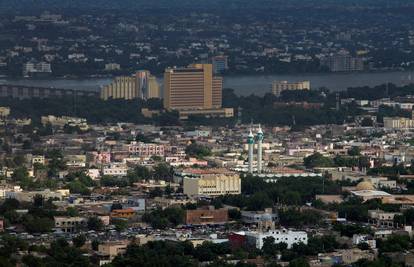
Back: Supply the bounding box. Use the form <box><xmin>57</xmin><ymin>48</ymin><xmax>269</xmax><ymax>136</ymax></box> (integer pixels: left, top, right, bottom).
<box><xmin>247</xmin><ymin>129</ymin><xmax>254</xmax><ymax>174</ymax></box>
<box><xmin>257</xmin><ymin>125</ymin><xmax>264</xmax><ymax>173</ymax></box>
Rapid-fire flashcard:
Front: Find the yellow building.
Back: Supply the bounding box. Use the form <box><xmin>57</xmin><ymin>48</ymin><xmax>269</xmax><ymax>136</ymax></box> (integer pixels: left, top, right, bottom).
<box><xmin>163</xmin><ymin>64</ymin><xmax>222</xmax><ymax>110</ymax></box>
<box><xmin>383</xmin><ymin>117</ymin><xmax>414</xmax><ymax>129</ymax></box>
<box><xmin>183</xmin><ymin>173</ymin><xmax>241</xmax><ymax>197</ymax></box>
<box><xmin>271</xmin><ymin>80</ymin><xmax>310</xmax><ymax>96</ymax></box>
<box><xmin>100</xmin><ymin>70</ymin><xmax>160</xmax><ymax>100</ymax></box>
<box><xmin>98</xmin><ymin>240</ymin><xmax>129</xmax><ymax>260</ymax></box>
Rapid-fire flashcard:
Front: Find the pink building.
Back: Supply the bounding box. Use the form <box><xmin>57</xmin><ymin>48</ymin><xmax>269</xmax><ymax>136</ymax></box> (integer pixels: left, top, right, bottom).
<box><xmin>87</xmin><ymin>152</ymin><xmax>111</xmax><ymax>165</ymax></box>
<box><xmin>127</xmin><ymin>142</ymin><xmax>165</xmax><ymax>157</ymax></box>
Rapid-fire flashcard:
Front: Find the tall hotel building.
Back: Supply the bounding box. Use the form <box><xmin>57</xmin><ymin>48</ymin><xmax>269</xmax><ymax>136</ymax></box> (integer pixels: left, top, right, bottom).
<box><xmin>100</xmin><ymin>70</ymin><xmax>160</xmax><ymax>100</ymax></box>
<box><xmin>164</xmin><ymin>64</ymin><xmax>222</xmax><ymax>110</ymax></box>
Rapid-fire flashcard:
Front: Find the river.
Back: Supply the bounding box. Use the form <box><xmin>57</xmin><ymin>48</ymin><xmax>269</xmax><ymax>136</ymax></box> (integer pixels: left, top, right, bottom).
<box><xmin>0</xmin><ymin>71</ymin><xmax>413</xmax><ymax>96</ymax></box>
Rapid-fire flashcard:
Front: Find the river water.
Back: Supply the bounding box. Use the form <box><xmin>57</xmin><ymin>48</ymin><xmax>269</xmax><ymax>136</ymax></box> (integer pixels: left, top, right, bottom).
<box><xmin>0</xmin><ymin>71</ymin><xmax>413</xmax><ymax>96</ymax></box>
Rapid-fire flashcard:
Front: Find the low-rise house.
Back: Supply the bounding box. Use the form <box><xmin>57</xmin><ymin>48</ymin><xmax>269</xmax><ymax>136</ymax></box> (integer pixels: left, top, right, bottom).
<box><xmin>341</xmin><ymin>248</ymin><xmax>376</xmax><ymax>264</ymax></box>
<box><xmin>110</xmin><ymin>208</ymin><xmax>135</xmax><ymax>219</ymax></box>
<box><xmin>98</xmin><ymin>240</ymin><xmax>129</xmax><ymax>261</ymax></box>
<box><xmin>102</xmin><ymin>163</ymin><xmax>128</xmax><ymax>177</ymax></box>
<box><xmin>241</xmin><ymin>208</ymin><xmax>278</xmax><ymax>228</ymax></box>
<box><xmin>6</xmin><ymin>189</ymin><xmax>69</xmax><ymax>202</ymax></box>
<box><xmin>244</xmin><ymin>229</ymin><xmax>308</xmax><ymax>249</ymax></box>
<box><xmin>54</xmin><ymin>216</ymin><xmax>87</xmax><ymax>233</ymax></box>
<box><xmin>185</xmin><ymin>206</ymin><xmax>228</xmax><ymax>225</ymax></box>
<box><xmin>368</xmin><ymin>210</ymin><xmax>402</xmax><ymax>228</ymax></box>
<box><xmin>352</xmin><ymin>234</ymin><xmax>376</xmax><ymax>249</ymax></box>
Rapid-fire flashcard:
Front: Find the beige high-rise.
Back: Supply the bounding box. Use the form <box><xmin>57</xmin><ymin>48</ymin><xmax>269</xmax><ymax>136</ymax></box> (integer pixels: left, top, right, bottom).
<box><xmin>163</xmin><ymin>64</ymin><xmax>222</xmax><ymax>110</ymax></box>
<box><xmin>100</xmin><ymin>70</ymin><xmax>160</xmax><ymax>100</ymax></box>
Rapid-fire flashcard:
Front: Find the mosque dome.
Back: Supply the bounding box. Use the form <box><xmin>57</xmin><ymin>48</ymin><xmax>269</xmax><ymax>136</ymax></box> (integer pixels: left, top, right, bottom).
<box><xmin>356</xmin><ymin>181</ymin><xmax>375</xmax><ymax>191</ymax></box>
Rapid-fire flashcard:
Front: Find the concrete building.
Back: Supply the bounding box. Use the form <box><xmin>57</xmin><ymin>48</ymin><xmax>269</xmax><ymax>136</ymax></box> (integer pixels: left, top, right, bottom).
<box><xmin>178</xmin><ymin>108</ymin><xmax>234</xmax><ymax>120</ymax></box>
<box><xmin>271</xmin><ymin>80</ymin><xmax>310</xmax><ymax>96</ymax></box>
<box><xmin>54</xmin><ymin>216</ymin><xmax>88</xmax><ymax>233</ymax></box>
<box><xmin>163</xmin><ymin>64</ymin><xmax>223</xmax><ymax>111</ymax></box>
<box><xmin>23</xmin><ymin>61</ymin><xmax>52</xmax><ymax>77</ymax></box>
<box><xmin>341</xmin><ymin>248</ymin><xmax>375</xmax><ymax>264</ymax></box>
<box><xmin>98</xmin><ymin>241</ymin><xmax>129</xmax><ymax>261</ymax></box>
<box><xmin>110</xmin><ymin>208</ymin><xmax>135</xmax><ymax>219</ymax></box>
<box><xmin>31</xmin><ymin>155</ymin><xmax>45</xmax><ymax>166</ymax></box>
<box><xmin>101</xmin><ymin>76</ymin><xmax>136</xmax><ymax>100</ymax></box>
<box><xmin>102</xmin><ymin>163</ymin><xmax>128</xmax><ymax>177</ymax></box>
<box><xmin>41</xmin><ymin>115</ymin><xmax>89</xmax><ymax>131</ymax></box>
<box><xmin>6</xmin><ymin>189</ymin><xmax>69</xmax><ymax>202</ymax></box>
<box><xmin>368</xmin><ymin>210</ymin><xmax>402</xmax><ymax>228</ymax></box>
<box><xmin>244</xmin><ymin>229</ymin><xmax>308</xmax><ymax>249</ymax></box>
<box><xmin>185</xmin><ymin>207</ymin><xmax>228</xmax><ymax>225</ymax></box>
<box><xmin>211</xmin><ymin>55</ymin><xmax>229</xmax><ymax>74</ymax></box>
<box><xmin>100</xmin><ymin>70</ymin><xmax>160</xmax><ymax>100</ymax></box>
<box><xmin>183</xmin><ymin>172</ymin><xmax>241</xmax><ymax>197</ymax></box>
<box><xmin>104</xmin><ymin>63</ymin><xmax>121</xmax><ymax>71</ymax></box>
<box><xmin>126</xmin><ymin>142</ymin><xmax>165</xmax><ymax>157</ymax></box>
<box><xmin>0</xmin><ymin>84</ymin><xmax>98</xmax><ymax>99</ymax></box>
<box><xmin>321</xmin><ymin>52</ymin><xmax>364</xmax><ymax>72</ymax></box>
<box><xmin>384</xmin><ymin>117</ymin><xmax>414</xmax><ymax>129</ymax></box>
<box><xmin>241</xmin><ymin>208</ymin><xmax>278</xmax><ymax>229</ymax></box>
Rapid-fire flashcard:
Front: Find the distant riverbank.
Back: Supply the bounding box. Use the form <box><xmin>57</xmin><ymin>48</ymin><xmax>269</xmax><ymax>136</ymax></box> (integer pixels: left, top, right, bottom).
<box><xmin>0</xmin><ymin>70</ymin><xmax>413</xmax><ymax>96</ymax></box>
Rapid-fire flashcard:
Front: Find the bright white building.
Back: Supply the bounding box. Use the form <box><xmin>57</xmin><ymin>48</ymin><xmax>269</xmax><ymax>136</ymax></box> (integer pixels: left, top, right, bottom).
<box><xmin>245</xmin><ymin>229</ymin><xmax>308</xmax><ymax>249</ymax></box>
<box><xmin>102</xmin><ymin>163</ymin><xmax>128</xmax><ymax>177</ymax></box>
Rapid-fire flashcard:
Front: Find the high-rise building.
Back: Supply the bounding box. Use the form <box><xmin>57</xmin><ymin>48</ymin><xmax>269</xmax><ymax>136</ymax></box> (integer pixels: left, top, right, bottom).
<box><xmin>147</xmin><ymin>76</ymin><xmax>161</xmax><ymax>99</ymax></box>
<box><xmin>212</xmin><ymin>55</ymin><xmax>228</xmax><ymax>74</ymax></box>
<box><xmin>23</xmin><ymin>61</ymin><xmax>52</xmax><ymax>77</ymax></box>
<box><xmin>100</xmin><ymin>76</ymin><xmax>136</xmax><ymax>100</ymax></box>
<box><xmin>100</xmin><ymin>70</ymin><xmax>160</xmax><ymax>100</ymax></box>
<box><xmin>321</xmin><ymin>53</ymin><xmax>364</xmax><ymax>72</ymax></box>
<box><xmin>163</xmin><ymin>64</ymin><xmax>222</xmax><ymax>110</ymax></box>
<box><xmin>271</xmin><ymin>81</ymin><xmax>310</xmax><ymax>97</ymax></box>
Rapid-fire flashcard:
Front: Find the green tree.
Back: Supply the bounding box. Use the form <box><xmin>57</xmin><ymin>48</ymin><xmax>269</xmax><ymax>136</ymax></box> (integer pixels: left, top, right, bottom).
<box><xmin>303</xmin><ymin>153</ymin><xmax>334</xmax><ymax>169</ymax></box>
<box><xmin>72</xmin><ymin>234</ymin><xmax>86</xmax><ymax>248</ymax></box>
<box><xmin>348</xmin><ymin>146</ymin><xmax>361</xmax><ymax>156</ymax></box>
<box><xmin>289</xmin><ymin>258</ymin><xmax>310</xmax><ymax>267</ymax></box>
<box><xmin>246</xmin><ymin>192</ymin><xmax>272</xmax><ymax>211</ymax></box>
<box><xmin>22</xmin><ymin>215</ymin><xmax>54</xmax><ymax>233</ymax></box>
<box><xmin>185</xmin><ymin>142</ymin><xmax>212</xmax><ymax>158</ymax></box>
<box><xmin>153</xmin><ymin>163</ymin><xmax>173</xmax><ymax>181</ymax></box>
<box><xmin>87</xmin><ymin>217</ymin><xmax>104</xmax><ymax>231</ymax></box>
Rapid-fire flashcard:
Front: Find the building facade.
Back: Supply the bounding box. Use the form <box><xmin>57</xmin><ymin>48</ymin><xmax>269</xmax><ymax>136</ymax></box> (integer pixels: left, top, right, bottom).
<box><xmin>185</xmin><ymin>207</ymin><xmax>229</xmax><ymax>225</ymax></box>
<box><xmin>384</xmin><ymin>117</ymin><xmax>414</xmax><ymax>129</ymax></box>
<box><xmin>126</xmin><ymin>142</ymin><xmax>166</xmax><ymax>157</ymax></box>
<box><xmin>271</xmin><ymin>81</ymin><xmax>310</xmax><ymax>97</ymax></box>
<box><xmin>163</xmin><ymin>64</ymin><xmax>222</xmax><ymax>110</ymax></box>
<box><xmin>183</xmin><ymin>173</ymin><xmax>241</xmax><ymax>197</ymax></box>
<box><xmin>245</xmin><ymin>229</ymin><xmax>308</xmax><ymax>249</ymax></box>
<box><xmin>100</xmin><ymin>70</ymin><xmax>160</xmax><ymax>100</ymax></box>
<box><xmin>321</xmin><ymin>53</ymin><xmax>364</xmax><ymax>72</ymax></box>
<box><xmin>54</xmin><ymin>216</ymin><xmax>88</xmax><ymax>233</ymax></box>
<box><xmin>212</xmin><ymin>55</ymin><xmax>229</xmax><ymax>74</ymax></box>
